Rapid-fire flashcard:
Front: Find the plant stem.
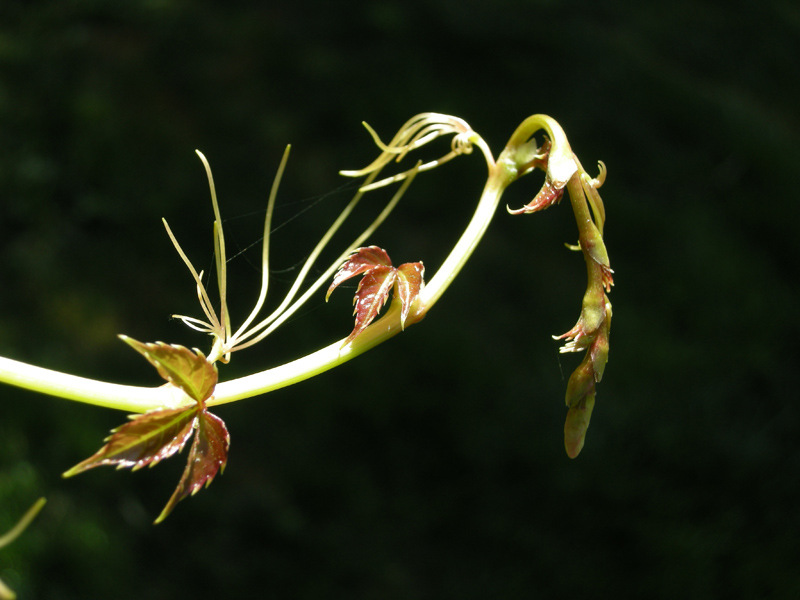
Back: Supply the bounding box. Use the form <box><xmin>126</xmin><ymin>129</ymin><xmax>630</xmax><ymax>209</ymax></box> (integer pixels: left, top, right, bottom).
<box><xmin>0</xmin><ymin>498</ymin><xmax>47</xmax><ymax>549</ymax></box>
<box><xmin>418</xmin><ymin>150</ymin><xmax>508</xmax><ymax>311</ymax></box>
<box><xmin>0</xmin><ymin>356</ymin><xmax>183</xmax><ymax>412</ymax></box>
<box><xmin>0</xmin><ymin>115</ymin><xmax>569</xmax><ymax>414</ymax></box>
<box><xmin>0</xmin><ymin>150</ymin><xmax>516</xmax><ymax>413</ymax></box>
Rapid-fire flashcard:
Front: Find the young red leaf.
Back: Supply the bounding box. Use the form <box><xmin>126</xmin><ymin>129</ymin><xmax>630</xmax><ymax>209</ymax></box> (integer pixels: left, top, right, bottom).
<box><xmin>394</xmin><ymin>261</ymin><xmax>424</xmax><ymax>328</ymax></box>
<box><xmin>328</xmin><ymin>246</ymin><xmax>426</xmax><ymax>344</ymax></box>
<box><xmin>155</xmin><ymin>410</ymin><xmax>230</xmax><ymax>523</ymax></box>
<box><xmin>326</xmin><ymin>246</ymin><xmax>393</xmax><ymax>300</ymax></box>
<box><xmin>119</xmin><ymin>336</ymin><xmax>218</xmax><ymax>404</ymax></box>
<box><xmin>346</xmin><ymin>265</ymin><xmax>397</xmax><ymax>344</ymax></box>
<box><xmin>62</xmin><ymin>406</ymin><xmax>199</xmax><ymax>476</ymax></box>
<box><xmin>507</xmin><ymin>178</ymin><xmax>565</xmax><ymax>215</ymax></box>
<box><xmin>65</xmin><ymin>404</ymin><xmax>231</xmax><ymax>522</ymax></box>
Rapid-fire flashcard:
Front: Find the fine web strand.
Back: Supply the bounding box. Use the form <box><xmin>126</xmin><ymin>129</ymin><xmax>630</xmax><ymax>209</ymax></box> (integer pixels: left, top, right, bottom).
<box><xmin>232</xmin><ymin>162</ymin><xmax>420</xmax><ymax>353</ymax></box>
<box><xmin>228</xmin><ymin>167</ymin><xmax>382</xmax><ymax>349</ymax></box>
<box><xmin>230</xmin><ymin>145</ymin><xmax>290</xmax><ymax>343</ymax></box>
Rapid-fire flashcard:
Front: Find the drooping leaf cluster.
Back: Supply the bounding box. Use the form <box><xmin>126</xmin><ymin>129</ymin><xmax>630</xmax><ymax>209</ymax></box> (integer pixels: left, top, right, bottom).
<box><xmin>506</xmin><ymin>132</ymin><xmax>613</xmax><ymax>457</ymax></box>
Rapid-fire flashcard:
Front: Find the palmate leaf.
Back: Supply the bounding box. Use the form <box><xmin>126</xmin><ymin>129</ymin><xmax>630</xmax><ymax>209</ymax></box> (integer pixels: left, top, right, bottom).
<box><xmin>327</xmin><ymin>246</ymin><xmax>425</xmax><ymax>344</ymax></box>
<box><xmin>119</xmin><ymin>336</ymin><xmax>218</xmax><ymax>404</ymax></box>
<box><xmin>64</xmin><ymin>337</ymin><xmax>229</xmax><ymax>522</ymax></box>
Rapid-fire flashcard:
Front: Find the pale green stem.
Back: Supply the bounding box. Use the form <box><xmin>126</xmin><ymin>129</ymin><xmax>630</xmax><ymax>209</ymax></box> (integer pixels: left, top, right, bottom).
<box><xmin>0</xmin><ymin>136</ymin><xmax>511</xmax><ymax>413</ymax></box>
<box><xmin>0</xmin><ymin>116</ymin><xmax>572</xmax><ymax>414</ymax></box>
<box><xmin>212</xmin><ymin>141</ymin><xmax>513</xmax><ymax>403</ymax></box>
<box><xmin>418</xmin><ymin>139</ymin><xmax>503</xmax><ymax>310</ymax></box>
<box><xmin>211</xmin><ymin>148</ymin><xmax>513</xmax><ymax>405</ymax></box>
<box><xmin>0</xmin><ymin>355</ymin><xmax>186</xmax><ymax>412</ymax></box>
<box><xmin>196</xmin><ymin>151</ymin><xmax>230</xmax><ymax>339</ymax></box>
<box><xmin>0</xmin><ymin>497</ymin><xmax>46</xmax><ymax>600</ymax></box>
<box><xmin>0</xmin><ymin>498</ymin><xmax>47</xmax><ymax>549</ymax></box>
<box><xmin>209</xmin><ymin>301</ymin><xmax>408</xmax><ymax>405</ymax></box>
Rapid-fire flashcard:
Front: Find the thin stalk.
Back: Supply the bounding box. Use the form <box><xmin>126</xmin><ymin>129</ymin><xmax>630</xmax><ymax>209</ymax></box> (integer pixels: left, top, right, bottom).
<box><xmin>196</xmin><ymin>151</ymin><xmax>230</xmax><ymax>339</ymax></box>
<box><xmin>0</xmin><ymin>498</ymin><xmax>47</xmax><ymax>549</ymax></box>
<box><xmin>232</xmin><ymin>162</ymin><xmax>420</xmax><ymax>352</ymax></box>
<box><xmin>162</xmin><ymin>222</ymin><xmax>221</xmax><ymax>333</ymax></box>
<box><xmin>229</xmin><ymin>145</ymin><xmax>290</xmax><ymax>342</ymax></box>
<box><xmin>0</xmin><ymin>142</ymin><xmax>502</xmax><ymax>413</ymax></box>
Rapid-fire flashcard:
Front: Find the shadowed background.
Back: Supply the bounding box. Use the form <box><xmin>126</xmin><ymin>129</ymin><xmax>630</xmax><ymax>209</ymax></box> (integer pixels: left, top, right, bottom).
<box><xmin>1</xmin><ymin>1</ymin><xmax>798</xmax><ymax>598</ymax></box>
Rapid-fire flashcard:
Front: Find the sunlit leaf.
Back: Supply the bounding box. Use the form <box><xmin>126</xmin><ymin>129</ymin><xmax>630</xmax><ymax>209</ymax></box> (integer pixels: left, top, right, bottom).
<box><xmin>395</xmin><ymin>261</ymin><xmax>424</xmax><ymax>328</ymax></box>
<box><xmin>327</xmin><ymin>246</ymin><xmax>426</xmax><ymax>344</ymax></box>
<box><xmin>155</xmin><ymin>410</ymin><xmax>230</xmax><ymax>523</ymax></box>
<box><xmin>64</xmin><ymin>338</ymin><xmax>229</xmax><ymax>521</ymax></box>
<box><xmin>347</xmin><ymin>265</ymin><xmax>397</xmax><ymax>343</ymax></box>
<box><xmin>326</xmin><ymin>246</ymin><xmax>392</xmax><ymax>300</ymax></box>
<box><xmin>63</xmin><ymin>407</ymin><xmax>199</xmax><ymax>476</ymax></box>
<box><xmin>119</xmin><ymin>336</ymin><xmax>218</xmax><ymax>404</ymax></box>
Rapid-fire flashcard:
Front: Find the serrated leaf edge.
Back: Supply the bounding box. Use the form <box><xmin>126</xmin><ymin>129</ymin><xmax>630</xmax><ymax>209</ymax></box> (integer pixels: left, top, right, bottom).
<box><xmin>119</xmin><ymin>335</ymin><xmax>218</xmax><ymax>404</ymax></box>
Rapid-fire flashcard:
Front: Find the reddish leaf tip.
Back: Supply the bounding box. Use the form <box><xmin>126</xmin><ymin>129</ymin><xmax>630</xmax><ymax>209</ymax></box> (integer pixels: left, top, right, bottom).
<box><xmin>154</xmin><ymin>410</ymin><xmax>230</xmax><ymax>523</ymax></box>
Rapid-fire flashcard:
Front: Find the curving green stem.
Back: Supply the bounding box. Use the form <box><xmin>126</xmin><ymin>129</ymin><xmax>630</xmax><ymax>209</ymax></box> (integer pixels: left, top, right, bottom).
<box><xmin>0</xmin><ymin>114</ymin><xmax>584</xmax><ymax>414</ymax></box>
<box><xmin>0</xmin><ymin>145</ymin><xmax>516</xmax><ymax>413</ymax></box>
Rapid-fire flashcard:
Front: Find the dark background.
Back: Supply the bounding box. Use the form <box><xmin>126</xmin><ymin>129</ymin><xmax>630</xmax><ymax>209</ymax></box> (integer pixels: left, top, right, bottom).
<box><xmin>1</xmin><ymin>1</ymin><xmax>798</xmax><ymax>598</ymax></box>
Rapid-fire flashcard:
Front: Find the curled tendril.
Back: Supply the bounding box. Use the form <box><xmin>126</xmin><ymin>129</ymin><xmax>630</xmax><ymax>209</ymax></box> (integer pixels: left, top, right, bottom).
<box><xmin>451</xmin><ymin>131</ymin><xmax>476</xmax><ymax>156</ymax></box>
<box><xmin>341</xmin><ymin>112</ymin><xmax>487</xmax><ymax>191</ymax></box>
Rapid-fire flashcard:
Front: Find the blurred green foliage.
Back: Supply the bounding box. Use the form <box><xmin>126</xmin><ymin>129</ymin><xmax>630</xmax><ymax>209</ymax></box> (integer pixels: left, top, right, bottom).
<box><xmin>1</xmin><ymin>0</ymin><xmax>799</xmax><ymax>598</ymax></box>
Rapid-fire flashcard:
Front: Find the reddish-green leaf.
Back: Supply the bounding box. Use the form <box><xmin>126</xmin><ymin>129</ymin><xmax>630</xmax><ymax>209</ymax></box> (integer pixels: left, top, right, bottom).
<box><xmin>65</xmin><ymin>336</ymin><xmax>231</xmax><ymax>521</ymax></box>
<box><xmin>346</xmin><ymin>265</ymin><xmax>397</xmax><ymax>343</ymax></box>
<box><xmin>326</xmin><ymin>246</ymin><xmax>393</xmax><ymax>300</ymax></box>
<box><xmin>120</xmin><ymin>336</ymin><xmax>218</xmax><ymax>404</ymax></box>
<box><xmin>327</xmin><ymin>246</ymin><xmax>426</xmax><ymax>344</ymax></box>
<box><xmin>395</xmin><ymin>262</ymin><xmax>424</xmax><ymax>328</ymax></box>
<box><xmin>507</xmin><ymin>178</ymin><xmax>564</xmax><ymax>215</ymax></box>
<box><xmin>65</xmin><ymin>405</ymin><xmax>231</xmax><ymax>522</ymax></box>
<box><xmin>62</xmin><ymin>406</ymin><xmax>199</xmax><ymax>476</ymax></box>
<box><xmin>155</xmin><ymin>410</ymin><xmax>230</xmax><ymax>523</ymax></box>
